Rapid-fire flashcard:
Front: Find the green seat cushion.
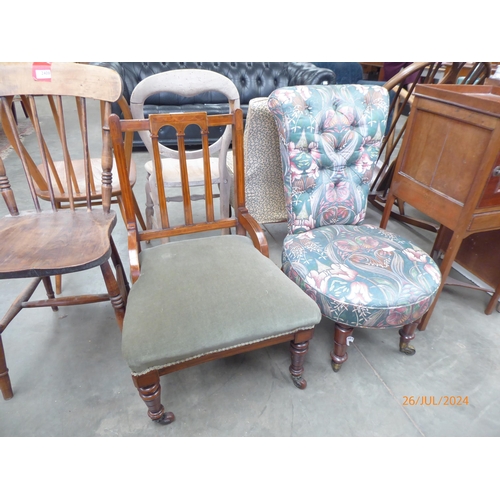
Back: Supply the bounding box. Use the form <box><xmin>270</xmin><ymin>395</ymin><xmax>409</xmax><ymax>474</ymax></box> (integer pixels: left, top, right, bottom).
<box><xmin>122</xmin><ymin>235</ymin><xmax>321</xmax><ymax>375</ymax></box>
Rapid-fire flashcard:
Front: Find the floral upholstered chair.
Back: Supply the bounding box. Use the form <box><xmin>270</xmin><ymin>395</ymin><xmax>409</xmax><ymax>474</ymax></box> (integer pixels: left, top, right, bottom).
<box><xmin>267</xmin><ymin>85</ymin><xmax>441</xmax><ymax>371</ymax></box>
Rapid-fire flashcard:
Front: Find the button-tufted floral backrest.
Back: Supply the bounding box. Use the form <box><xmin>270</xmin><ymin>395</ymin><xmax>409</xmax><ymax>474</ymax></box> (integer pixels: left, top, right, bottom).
<box><xmin>267</xmin><ymin>85</ymin><xmax>389</xmax><ymax>234</ymax></box>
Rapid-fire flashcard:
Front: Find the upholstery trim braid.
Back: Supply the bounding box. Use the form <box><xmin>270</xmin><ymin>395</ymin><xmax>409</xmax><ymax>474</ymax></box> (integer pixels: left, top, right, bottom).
<box><xmin>129</xmin><ymin>325</ymin><xmax>317</xmax><ymax>376</ymax></box>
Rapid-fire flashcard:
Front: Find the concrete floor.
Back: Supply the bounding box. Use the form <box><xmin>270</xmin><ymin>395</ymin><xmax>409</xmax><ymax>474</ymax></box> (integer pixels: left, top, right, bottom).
<box><xmin>1</xmin><ymin>98</ymin><xmax>500</xmax><ymax>438</ymax></box>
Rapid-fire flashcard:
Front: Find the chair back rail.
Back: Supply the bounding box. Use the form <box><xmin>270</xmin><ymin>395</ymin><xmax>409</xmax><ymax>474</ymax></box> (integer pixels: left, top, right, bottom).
<box><xmin>0</xmin><ymin>62</ymin><xmax>122</xmax><ymax>101</ymax></box>
<box><xmin>110</xmin><ymin>108</ymin><xmax>263</xmax><ymax>283</ymax></box>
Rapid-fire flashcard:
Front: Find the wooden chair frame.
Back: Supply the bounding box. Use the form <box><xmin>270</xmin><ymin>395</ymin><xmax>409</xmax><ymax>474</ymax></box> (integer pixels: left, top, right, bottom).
<box><xmin>1</xmin><ymin>77</ymin><xmax>146</xmax><ymax>294</ymax></box>
<box><xmin>0</xmin><ymin>62</ymin><xmax>128</xmax><ymax>401</ymax></box>
<box><xmin>109</xmin><ymin>108</ymin><xmax>318</xmax><ymax>424</ymax></box>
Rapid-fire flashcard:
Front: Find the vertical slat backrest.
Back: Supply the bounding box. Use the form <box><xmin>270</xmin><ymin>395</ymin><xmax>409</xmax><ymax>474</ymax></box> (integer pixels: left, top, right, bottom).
<box><xmin>149</xmin><ymin>112</ymin><xmax>216</xmax><ymax>228</ymax></box>
<box><xmin>440</xmin><ymin>62</ymin><xmax>492</xmax><ymax>85</ymax></box>
<box><xmin>110</xmin><ymin>110</ymin><xmax>244</xmax><ymax>257</ymax></box>
<box><xmin>379</xmin><ymin>62</ymin><xmax>443</xmax><ymax>168</ymax></box>
<box><xmin>369</xmin><ymin>62</ymin><xmax>443</xmax><ymax>196</ymax></box>
<box><xmin>0</xmin><ymin>96</ymin><xmax>43</xmax><ymax>211</ymax></box>
<box><xmin>0</xmin><ymin>62</ymin><xmax>123</xmax><ymax>213</ymax></box>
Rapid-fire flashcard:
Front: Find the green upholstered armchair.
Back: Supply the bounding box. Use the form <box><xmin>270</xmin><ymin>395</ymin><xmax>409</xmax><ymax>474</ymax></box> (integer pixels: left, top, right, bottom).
<box><xmin>109</xmin><ymin>102</ymin><xmax>321</xmax><ymax>425</ymax></box>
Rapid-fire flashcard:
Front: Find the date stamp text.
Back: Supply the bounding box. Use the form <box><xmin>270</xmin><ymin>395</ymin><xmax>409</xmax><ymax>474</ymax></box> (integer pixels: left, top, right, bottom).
<box><xmin>403</xmin><ymin>396</ymin><xmax>469</xmax><ymax>406</ymax></box>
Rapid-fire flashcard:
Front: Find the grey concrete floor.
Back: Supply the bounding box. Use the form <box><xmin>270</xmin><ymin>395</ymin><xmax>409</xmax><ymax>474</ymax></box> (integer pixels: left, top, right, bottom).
<box><xmin>1</xmin><ymin>97</ymin><xmax>500</xmax><ymax>439</ymax></box>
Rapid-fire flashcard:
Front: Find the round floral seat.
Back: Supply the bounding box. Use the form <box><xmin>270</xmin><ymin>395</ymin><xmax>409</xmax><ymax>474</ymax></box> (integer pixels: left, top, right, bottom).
<box><xmin>283</xmin><ymin>224</ymin><xmax>441</xmax><ymax>329</ymax></box>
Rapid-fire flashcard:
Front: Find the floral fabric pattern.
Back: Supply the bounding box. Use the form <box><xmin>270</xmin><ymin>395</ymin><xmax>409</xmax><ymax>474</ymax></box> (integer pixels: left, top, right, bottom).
<box><xmin>268</xmin><ymin>85</ymin><xmax>389</xmax><ymax>234</ymax></box>
<box><xmin>268</xmin><ymin>85</ymin><xmax>441</xmax><ymax>329</ymax></box>
<box><xmin>282</xmin><ymin>224</ymin><xmax>441</xmax><ymax>328</ymax></box>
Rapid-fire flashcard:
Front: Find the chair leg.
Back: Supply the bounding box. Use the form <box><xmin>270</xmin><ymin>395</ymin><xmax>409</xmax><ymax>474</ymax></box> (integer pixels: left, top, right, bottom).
<box><xmin>42</xmin><ymin>277</ymin><xmax>59</xmax><ymax>311</ymax></box>
<box><xmin>132</xmin><ymin>371</ymin><xmax>175</xmax><ymax>424</ymax></box>
<box><xmin>485</xmin><ymin>282</ymin><xmax>500</xmax><ymax>315</ymax></box>
<box><xmin>55</xmin><ymin>275</ymin><xmax>62</xmax><ymax>295</ymax></box>
<box><xmin>100</xmin><ymin>261</ymin><xmax>126</xmax><ymax>330</ymax></box>
<box><xmin>331</xmin><ymin>323</ymin><xmax>354</xmax><ymax>372</ymax></box>
<box><xmin>0</xmin><ymin>334</ymin><xmax>13</xmax><ymax>400</ymax></box>
<box><xmin>289</xmin><ymin>339</ymin><xmax>310</xmax><ymax>389</ymax></box>
<box><xmin>0</xmin><ymin>277</ymin><xmax>45</xmax><ymax>400</ymax></box>
<box><xmin>419</xmin><ymin>230</ymin><xmax>464</xmax><ymax>331</ymax></box>
<box><xmin>399</xmin><ymin>321</ymin><xmax>418</xmax><ymax>355</ymax></box>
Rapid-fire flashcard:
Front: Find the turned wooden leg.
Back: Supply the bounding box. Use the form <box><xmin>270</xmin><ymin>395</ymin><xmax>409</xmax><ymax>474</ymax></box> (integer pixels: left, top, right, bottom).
<box><xmin>100</xmin><ymin>261</ymin><xmax>126</xmax><ymax>330</ymax></box>
<box><xmin>289</xmin><ymin>340</ymin><xmax>310</xmax><ymax>389</ymax></box>
<box><xmin>331</xmin><ymin>323</ymin><xmax>354</xmax><ymax>372</ymax></box>
<box><xmin>42</xmin><ymin>277</ymin><xmax>59</xmax><ymax>312</ymax></box>
<box><xmin>399</xmin><ymin>321</ymin><xmax>417</xmax><ymax>355</ymax></box>
<box><xmin>132</xmin><ymin>372</ymin><xmax>175</xmax><ymax>424</ymax></box>
<box><xmin>55</xmin><ymin>275</ymin><xmax>62</xmax><ymax>295</ymax></box>
<box><xmin>0</xmin><ymin>333</ymin><xmax>13</xmax><ymax>400</ymax></box>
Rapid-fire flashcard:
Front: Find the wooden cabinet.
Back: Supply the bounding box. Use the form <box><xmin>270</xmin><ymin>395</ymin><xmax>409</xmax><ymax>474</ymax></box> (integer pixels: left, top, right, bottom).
<box><xmin>381</xmin><ymin>83</ymin><xmax>500</xmax><ymax>329</ymax></box>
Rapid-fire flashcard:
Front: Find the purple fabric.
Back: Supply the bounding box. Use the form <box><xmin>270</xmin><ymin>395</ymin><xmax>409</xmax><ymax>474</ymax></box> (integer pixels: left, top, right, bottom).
<box><xmin>383</xmin><ymin>63</ymin><xmax>419</xmax><ymax>85</ymax></box>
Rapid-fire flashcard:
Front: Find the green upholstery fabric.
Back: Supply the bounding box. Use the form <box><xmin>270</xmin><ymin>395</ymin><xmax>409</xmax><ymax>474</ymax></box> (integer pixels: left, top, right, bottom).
<box><xmin>122</xmin><ymin>235</ymin><xmax>321</xmax><ymax>375</ymax></box>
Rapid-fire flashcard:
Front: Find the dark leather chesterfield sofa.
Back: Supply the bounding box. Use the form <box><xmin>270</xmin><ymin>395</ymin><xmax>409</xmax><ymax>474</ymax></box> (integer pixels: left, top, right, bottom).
<box><xmin>93</xmin><ymin>62</ymin><xmax>337</xmax><ymax>147</ymax></box>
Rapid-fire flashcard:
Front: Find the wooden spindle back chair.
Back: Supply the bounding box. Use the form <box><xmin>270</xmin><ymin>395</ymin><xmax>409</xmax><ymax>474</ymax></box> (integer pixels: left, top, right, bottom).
<box><xmin>1</xmin><ymin>64</ymin><xmax>146</xmax><ymax>293</ymax></box>
<box><xmin>0</xmin><ymin>62</ymin><xmax>128</xmax><ymax>401</ymax></box>
<box><xmin>109</xmin><ymin>108</ymin><xmax>321</xmax><ymax>425</ymax></box>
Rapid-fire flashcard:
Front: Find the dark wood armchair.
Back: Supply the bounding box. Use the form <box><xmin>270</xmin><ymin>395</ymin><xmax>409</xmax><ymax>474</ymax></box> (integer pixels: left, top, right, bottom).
<box><xmin>109</xmin><ymin>97</ymin><xmax>321</xmax><ymax>424</ymax></box>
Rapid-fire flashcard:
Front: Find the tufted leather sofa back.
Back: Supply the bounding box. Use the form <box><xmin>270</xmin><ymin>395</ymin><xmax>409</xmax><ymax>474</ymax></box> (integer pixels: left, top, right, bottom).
<box><xmin>101</xmin><ymin>62</ymin><xmax>336</xmax><ymax>105</ymax></box>
<box><xmin>93</xmin><ymin>62</ymin><xmax>336</xmax><ymax>147</ymax></box>
<box><xmin>268</xmin><ymin>85</ymin><xmax>389</xmax><ymax>234</ymax></box>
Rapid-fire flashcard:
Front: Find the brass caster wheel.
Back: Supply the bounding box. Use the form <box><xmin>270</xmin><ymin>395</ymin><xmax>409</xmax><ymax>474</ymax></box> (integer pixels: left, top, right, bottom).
<box><xmin>400</xmin><ymin>343</ymin><xmax>416</xmax><ymax>356</ymax></box>
<box><xmin>292</xmin><ymin>376</ymin><xmax>307</xmax><ymax>390</ymax></box>
<box><xmin>332</xmin><ymin>361</ymin><xmax>342</xmax><ymax>372</ymax></box>
<box><xmin>154</xmin><ymin>411</ymin><xmax>175</xmax><ymax>425</ymax></box>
